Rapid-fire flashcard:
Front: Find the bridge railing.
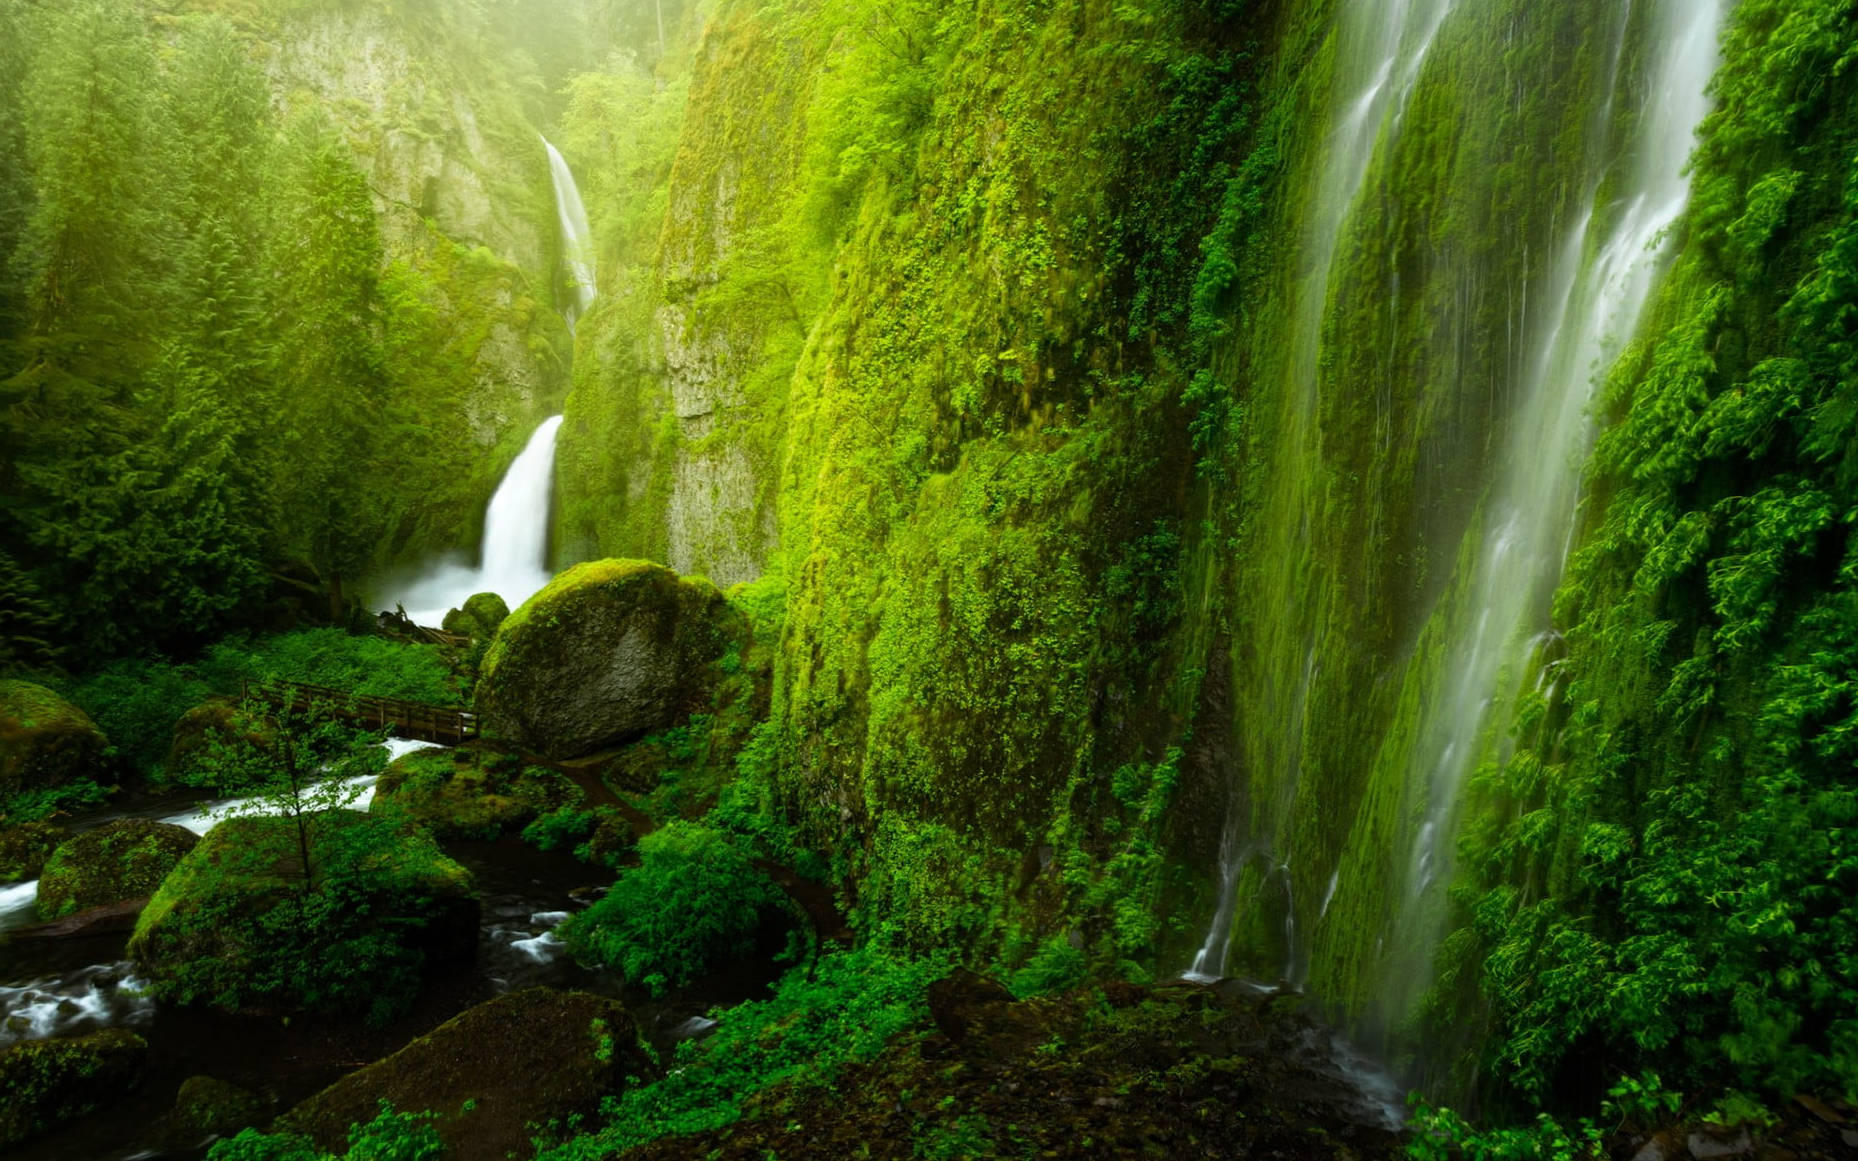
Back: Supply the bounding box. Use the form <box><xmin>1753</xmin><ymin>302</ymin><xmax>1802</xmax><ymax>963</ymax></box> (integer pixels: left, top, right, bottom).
<box><xmin>241</xmin><ymin>679</ymin><xmax>479</xmax><ymax>745</ymax></box>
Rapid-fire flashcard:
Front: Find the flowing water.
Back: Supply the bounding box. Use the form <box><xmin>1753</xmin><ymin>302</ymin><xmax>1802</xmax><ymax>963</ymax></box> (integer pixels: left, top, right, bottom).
<box><xmin>1394</xmin><ymin>0</ymin><xmax>1726</xmax><ymax>992</ymax></box>
<box><xmin>386</xmin><ymin>413</ymin><xmax>565</xmax><ymax>626</ymax></box>
<box><xmin>381</xmin><ymin>141</ymin><xmax>594</xmax><ymax>626</ymax></box>
<box><xmin>1189</xmin><ymin>0</ymin><xmax>1728</xmax><ymax>1049</ymax></box>
<box><xmin>1188</xmin><ymin>0</ymin><xmax>1458</xmax><ymax>983</ymax></box>
<box><xmin>544</xmin><ymin>136</ymin><xmax>598</xmax><ymax>333</ymax></box>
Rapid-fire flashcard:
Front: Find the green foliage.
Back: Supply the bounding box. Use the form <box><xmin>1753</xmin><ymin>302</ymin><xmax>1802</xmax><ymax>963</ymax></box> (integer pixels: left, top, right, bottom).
<box><xmin>561</xmin><ymin>820</ymin><xmax>786</xmax><ymax>995</ymax></box>
<box><xmin>1438</xmin><ymin>0</ymin><xmax>1858</xmax><ymax>1109</ymax></box>
<box><xmin>1007</xmin><ymin>935</ymin><xmax>1089</xmax><ymax>999</ymax></box>
<box><xmin>60</xmin><ymin>629</ymin><xmax>457</xmax><ymax>783</ymax></box>
<box><xmin>0</xmin><ymin>3</ymin><xmax>571</xmax><ymax>665</ymax></box>
<box><xmin>133</xmin><ymin>704</ymin><xmax>470</xmax><ymax>1021</ymax></box>
<box><xmin>533</xmin><ymin>948</ymin><xmax>943</xmax><ymax>1158</ymax></box>
<box><xmin>208</xmin><ymin>1103</ymin><xmax>444</xmax><ymax>1161</ymax></box>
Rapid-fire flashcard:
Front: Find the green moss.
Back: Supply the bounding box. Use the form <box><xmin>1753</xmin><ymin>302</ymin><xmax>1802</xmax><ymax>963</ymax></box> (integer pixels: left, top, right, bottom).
<box><xmin>36</xmin><ymin>819</ymin><xmax>199</xmax><ymax>920</ymax></box>
<box><xmin>0</xmin><ymin>1029</ymin><xmax>148</xmax><ymax>1149</ymax></box>
<box><xmin>130</xmin><ymin>811</ymin><xmax>475</xmax><ymax>1019</ymax></box>
<box><xmin>0</xmin><ymin>821</ymin><xmax>67</xmax><ymax>880</ymax></box>
<box><xmin>371</xmin><ymin>745</ymin><xmax>582</xmax><ymax>840</ymax></box>
<box><xmin>0</xmin><ymin>680</ymin><xmax>108</xmax><ymax>796</ymax></box>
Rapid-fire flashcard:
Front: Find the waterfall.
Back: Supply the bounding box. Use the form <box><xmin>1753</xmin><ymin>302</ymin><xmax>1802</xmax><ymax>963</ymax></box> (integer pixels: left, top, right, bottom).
<box><xmin>1396</xmin><ymin>0</ymin><xmax>1726</xmax><ymax>975</ymax></box>
<box><xmin>389</xmin><ymin>415</ymin><xmax>565</xmax><ymax>625</ymax></box>
<box><xmin>384</xmin><ymin>143</ymin><xmax>596</xmax><ymax>625</ymax></box>
<box><xmin>544</xmin><ymin>137</ymin><xmax>598</xmax><ymax>332</ymax></box>
<box><xmin>1187</xmin><ymin>0</ymin><xmax>1458</xmax><ymax>983</ymax></box>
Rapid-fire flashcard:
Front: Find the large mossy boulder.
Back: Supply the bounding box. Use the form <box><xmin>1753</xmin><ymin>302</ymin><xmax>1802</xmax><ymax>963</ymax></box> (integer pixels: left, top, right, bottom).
<box><xmin>35</xmin><ymin>819</ymin><xmax>198</xmax><ymax>920</ymax></box>
<box><xmin>0</xmin><ymin>1028</ymin><xmax>148</xmax><ymax>1149</ymax></box>
<box><xmin>475</xmin><ymin>560</ymin><xmax>741</xmax><ymax>759</ymax></box>
<box><xmin>370</xmin><ymin>744</ymin><xmax>582</xmax><ymax>840</ymax></box>
<box><xmin>0</xmin><ymin>680</ymin><xmax>108</xmax><ymax>796</ymax></box>
<box><xmin>282</xmin><ymin>987</ymin><xmax>654</xmax><ymax>1161</ymax></box>
<box><xmin>0</xmin><ymin>821</ymin><xmax>68</xmax><ymax>880</ymax></box>
<box><xmin>441</xmin><ymin>591</ymin><xmax>510</xmax><ymax>640</ymax></box>
<box><xmin>164</xmin><ymin>697</ymin><xmax>277</xmax><ymax>785</ymax></box>
<box><xmin>129</xmin><ymin>810</ymin><xmax>476</xmax><ymax>1018</ymax></box>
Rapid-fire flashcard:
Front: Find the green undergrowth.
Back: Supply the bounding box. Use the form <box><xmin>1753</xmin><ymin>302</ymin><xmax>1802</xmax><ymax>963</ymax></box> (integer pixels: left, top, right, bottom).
<box><xmin>207</xmin><ymin>1103</ymin><xmax>443</xmax><ymax>1161</ymax></box>
<box><xmin>57</xmin><ymin>629</ymin><xmax>458</xmax><ymax>784</ymax></box>
<box><xmin>560</xmin><ymin>819</ymin><xmax>793</xmax><ymax>996</ymax></box>
<box><xmin>531</xmin><ymin>948</ymin><xmax>945</xmax><ymax>1159</ymax></box>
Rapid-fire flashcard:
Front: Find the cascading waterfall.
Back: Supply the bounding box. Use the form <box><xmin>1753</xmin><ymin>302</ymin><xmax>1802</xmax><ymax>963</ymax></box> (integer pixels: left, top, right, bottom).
<box><xmin>1394</xmin><ymin>0</ymin><xmax>1726</xmax><ymax>988</ymax></box>
<box><xmin>1187</xmin><ymin>0</ymin><xmax>1458</xmax><ymax>983</ymax></box>
<box><xmin>544</xmin><ymin>136</ymin><xmax>598</xmax><ymax>332</ymax></box>
<box><xmin>387</xmin><ymin>142</ymin><xmax>597</xmax><ymax>624</ymax></box>
<box><xmin>389</xmin><ymin>414</ymin><xmax>566</xmax><ymax>625</ymax></box>
<box><xmin>1190</xmin><ymin>0</ymin><xmax>1728</xmax><ymax>1042</ymax></box>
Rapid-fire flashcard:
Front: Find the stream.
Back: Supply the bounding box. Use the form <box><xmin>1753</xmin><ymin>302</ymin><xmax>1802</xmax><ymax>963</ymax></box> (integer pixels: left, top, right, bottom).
<box><xmin>0</xmin><ymin>740</ymin><xmax>780</xmax><ymax>1161</ymax></box>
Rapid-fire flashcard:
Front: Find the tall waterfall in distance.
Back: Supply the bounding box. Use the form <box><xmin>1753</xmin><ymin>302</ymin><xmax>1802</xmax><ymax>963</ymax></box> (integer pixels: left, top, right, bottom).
<box><xmin>384</xmin><ymin>143</ymin><xmax>599</xmax><ymax>624</ymax></box>
<box><xmin>544</xmin><ymin>137</ymin><xmax>598</xmax><ymax>332</ymax></box>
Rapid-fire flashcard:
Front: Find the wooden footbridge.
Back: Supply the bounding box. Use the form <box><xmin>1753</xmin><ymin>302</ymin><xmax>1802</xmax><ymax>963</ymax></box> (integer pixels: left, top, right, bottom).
<box><xmin>241</xmin><ymin>679</ymin><xmax>480</xmax><ymax>745</ymax></box>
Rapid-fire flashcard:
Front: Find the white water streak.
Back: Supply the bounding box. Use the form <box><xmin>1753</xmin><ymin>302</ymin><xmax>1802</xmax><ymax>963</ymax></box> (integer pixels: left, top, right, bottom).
<box><xmin>544</xmin><ymin>137</ymin><xmax>598</xmax><ymax>332</ymax></box>
<box><xmin>1403</xmin><ymin>0</ymin><xmax>1726</xmax><ymax>913</ymax></box>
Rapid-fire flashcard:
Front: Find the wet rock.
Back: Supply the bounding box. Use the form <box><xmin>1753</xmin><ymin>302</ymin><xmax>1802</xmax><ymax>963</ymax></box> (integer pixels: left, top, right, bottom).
<box><xmin>282</xmin><ymin>987</ymin><xmax>655</xmax><ymax>1161</ymax></box>
<box><xmin>1635</xmin><ymin>1130</ymin><xmax>1685</xmax><ymax>1161</ymax></box>
<box><xmin>0</xmin><ymin>680</ymin><xmax>107</xmax><ymax>796</ymax></box>
<box><xmin>165</xmin><ymin>698</ymin><xmax>277</xmax><ymax>783</ymax></box>
<box><xmin>0</xmin><ymin>821</ymin><xmax>67</xmax><ymax>880</ymax></box>
<box><xmin>475</xmin><ymin>560</ymin><xmax>741</xmax><ymax>759</ymax></box>
<box><xmin>36</xmin><ymin>820</ymin><xmax>198</xmax><ymax>920</ymax></box>
<box><xmin>130</xmin><ymin>811</ymin><xmax>476</xmax><ymax>1017</ymax></box>
<box><xmin>0</xmin><ymin>1028</ymin><xmax>148</xmax><ymax>1148</ymax></box>
<box><xmin>1689</xmin><ymin>1128</ymin><xmax>1756</xmax><ymax>1159</ymax></box>
<box><xmin>927</xmin><ymin>968</ymin><xmax>1016</xmax><ymax>1041</ymax></box>
<box><xmin>165</xmin><ymin>1075</ymin><xmax>267</xmax><ymax>1141</ymax></box>
<box><xmin>442</xmin><ymin>591</ymin><xmax>510</xmax><ymax>639</ymax></box>
<box><xmin>11</xmin><ymin>896</ymin><xmax>147</xmax><ymax>940</ymax></box>
<box><xmin>371</xmin><ymin>745</ymin><xmax>580</xmax><ymax>839</ymax></box>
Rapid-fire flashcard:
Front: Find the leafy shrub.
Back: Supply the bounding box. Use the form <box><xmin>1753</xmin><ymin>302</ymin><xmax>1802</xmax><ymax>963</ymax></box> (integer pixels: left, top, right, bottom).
<box><xmin>533</xmin><ymin>949</ymin><xmax>944</xmax><ymax>1158</ymax></box>
<box><xmin>63</xmin><ymin>630</ymin><xmax>458</xmax><ymax>784</ymax></box>
<box><xmin>208</xmin><ymin>1103</ymin><xmax>443</xmax><ymax>1161</ymax></box>
<box><xmin>560</xmin><ymin>821</ymin><xmax>785</xmax><ymax>995</ymax></box>
<box><xmin>522</xmin><ymin>806</ymin><xmax>596</xmax><ymax>852</ymax></box>
<box><xmin>1007</xmin><ymin>935</ymin><xmax>1088</xmax><ymax>999</ymax></box>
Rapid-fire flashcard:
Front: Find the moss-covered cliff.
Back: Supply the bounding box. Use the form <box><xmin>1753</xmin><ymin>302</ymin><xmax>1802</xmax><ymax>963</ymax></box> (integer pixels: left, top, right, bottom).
<box><xmin>555</xmin><ymin>0</ymin><xmax>1858</xmax><ymax>1116</ymax></box>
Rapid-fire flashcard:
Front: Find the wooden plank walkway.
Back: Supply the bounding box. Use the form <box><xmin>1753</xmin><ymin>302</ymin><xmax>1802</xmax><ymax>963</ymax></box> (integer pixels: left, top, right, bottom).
<box><xmin>242</xmin><ymin>678</ymin><xmax>479</xmax><ymax>745</ymax></box>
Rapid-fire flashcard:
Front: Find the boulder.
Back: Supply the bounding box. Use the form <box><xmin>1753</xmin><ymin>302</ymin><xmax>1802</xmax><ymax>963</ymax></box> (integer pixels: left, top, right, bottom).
<box><xmin>282</xmin><ymin>987</ymin><xmax>656</xmax><ymax>1161</ymax></box>
<box><xmin>165</xmin><ymin>698</ymin><xmax>277</xmax><ymax>784</ymax></box>
<box><xmin>0</xmin><ymin>1028</ymin><xmax>148</xmax><ymax>1149</ymax></box>
<box><xmin>441</xmin><ymin>591</ymin><xmax>510</xmax><ymax>639</ymax></box>
<box><xmin>370</xmin><ymin>745</ymin><xmax>581</xmax><ymax>840</ymax></box>
<box><xmin>0</xmin><ymin>680</ymin><xmax>108</xmax><ymax>796</ymax></box>
<box><xmin>130</xmin><ymin>811</ymin><xmax>476</xmax><ymax>1018</ymax></box>
<box><xmin>35</xmin><ymin>819</ymin><xmax>198</xmax><ymax>920</ymax></box>
<box><xmin>165</xmin><ymin>1075</ymin><xmax>266</xmax><ymax>1141</ymax></box>
<box><xmin>0</xmin><ymin>821</ymin><xmax>68</xmax><ymax>880</ymax></box>
<box><xmin>475</xmin><ymin>560</ymin><xmax>740</xmax><ymax>759</ymax></box>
